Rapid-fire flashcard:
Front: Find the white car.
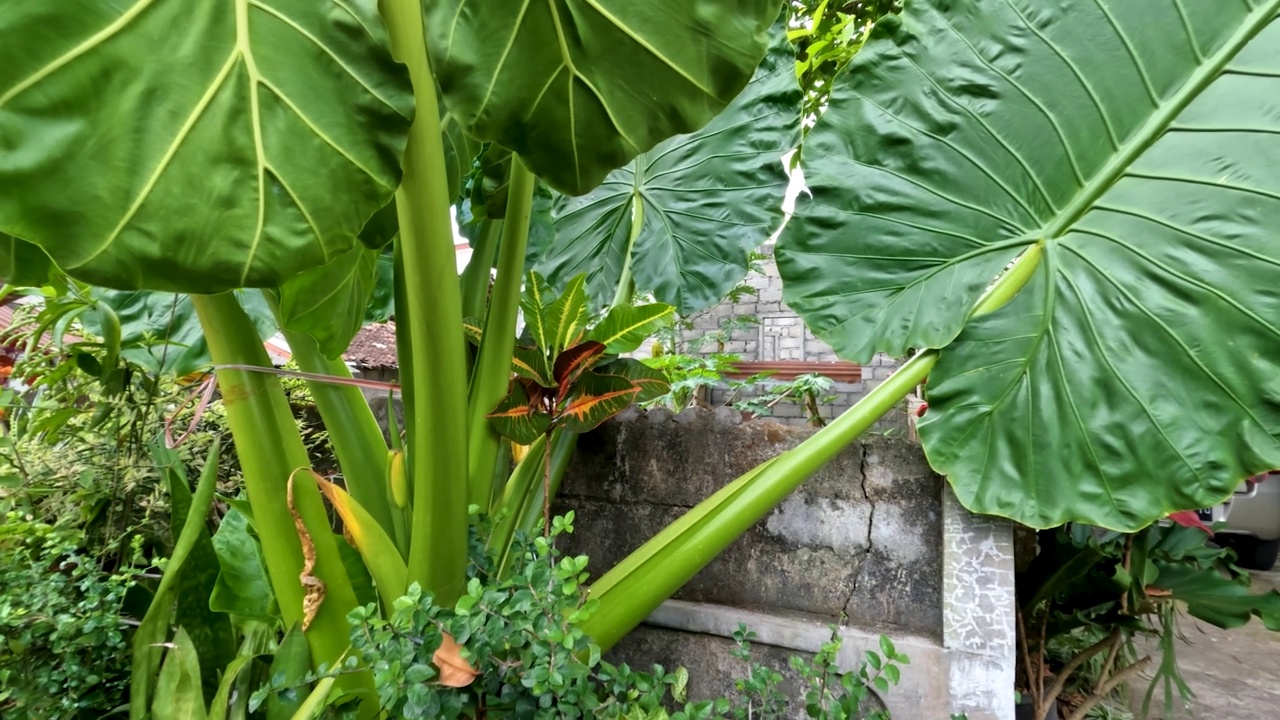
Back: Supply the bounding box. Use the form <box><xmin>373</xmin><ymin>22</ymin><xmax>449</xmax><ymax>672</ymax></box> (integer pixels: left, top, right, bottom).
<box><xmin>1202</xmin><ymin>473</ymin><xmax>1280</xmax><ymax>571</ymax></box>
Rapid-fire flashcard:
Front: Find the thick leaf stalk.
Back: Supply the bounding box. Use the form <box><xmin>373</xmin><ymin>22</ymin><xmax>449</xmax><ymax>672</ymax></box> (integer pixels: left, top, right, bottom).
<box><xmin>488</xmin><ymin>430</ymin><xmax>578</xmax><ymax>577</ymax></box>
<box><xmin>381</xmin><ymin>0</ymin><xmax>471</xmax><ymax>604</ymax></box>
<box><xmin>460</xmin><ymin>218</ymin><xmax>502</xmax><ymax>321</ymax></box>
<box><xmin>189</xmin><ymin>294</ymin><xmax>367</xmax><ymax>690</ymax></box>
<box><xmin>468</xmin><ymin>160</ymin><xmax>536</xmax><ymax>509</ymax></box>
<box><xmin>610</xmin><ymin>186</ymin><xmax>643</xmax><ymax>308</ymax></box>
<box><xmin>273</xmin><ymin>312</ymin><xmax>395</xmax><ymax>543</ymax></box>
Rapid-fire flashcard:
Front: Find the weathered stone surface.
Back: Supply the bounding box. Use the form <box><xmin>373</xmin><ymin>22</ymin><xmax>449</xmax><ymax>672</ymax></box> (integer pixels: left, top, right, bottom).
<box><xmin>366</xmin><ymin>393</ymin><xmax>405</xmax><ymax>445</ymax></box>
<box><xmin>556</xmin><ymin>409</ymin><xmax>943</xmax><ymax>636</ymax></box>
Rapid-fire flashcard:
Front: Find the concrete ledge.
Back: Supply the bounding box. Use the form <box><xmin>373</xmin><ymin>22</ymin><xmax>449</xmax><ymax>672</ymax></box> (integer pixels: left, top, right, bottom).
<box><xmin>641</xmin><ymin>599</ymin><xmax>949</xmax><ymax>718</ymax></box>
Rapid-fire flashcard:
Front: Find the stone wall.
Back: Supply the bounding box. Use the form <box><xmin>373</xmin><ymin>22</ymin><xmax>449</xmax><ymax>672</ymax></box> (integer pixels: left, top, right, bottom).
<box><xmin>555</xmin><ymin>408</ymin><xmax>1015</xmax><ymax>719</ymax></box>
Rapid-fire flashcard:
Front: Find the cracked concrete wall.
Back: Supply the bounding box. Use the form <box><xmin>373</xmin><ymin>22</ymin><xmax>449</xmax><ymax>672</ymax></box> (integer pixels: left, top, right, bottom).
<box><xmin>558</xmin><ymin>406</ymin><xmax>943</xmax><ymax>636</ymax></box>
<box><xmin>555</xmin><ymin>408</ymin><xmax>1015</xmax><ymax>719</ymax></box>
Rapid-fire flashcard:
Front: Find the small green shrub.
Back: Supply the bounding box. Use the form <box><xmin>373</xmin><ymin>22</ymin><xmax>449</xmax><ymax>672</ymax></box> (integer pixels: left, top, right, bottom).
<box><xmin>0</xmin><ymin>514</ymin><xmax>141</xmax><ymax>719</ymax></box>
<box><xmin>259</xmin><ymin>514</ymin><xmax>908</xmax><ymax>718</ymax></box>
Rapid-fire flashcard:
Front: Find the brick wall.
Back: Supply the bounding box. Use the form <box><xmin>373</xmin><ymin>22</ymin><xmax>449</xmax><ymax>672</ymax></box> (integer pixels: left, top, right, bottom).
<box><xmin>673</xmin><ymin>243</ymin><xmax>907</xmax><ymax>427</ymax></box>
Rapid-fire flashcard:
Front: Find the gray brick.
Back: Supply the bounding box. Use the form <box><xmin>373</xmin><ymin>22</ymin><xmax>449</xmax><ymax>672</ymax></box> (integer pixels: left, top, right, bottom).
<box><xmin>873</xmin><ymin>365</ymin><xmax>896</xmax><ymax>380</ymax></box>
<box><xmin>771</xmin><ymin>403</ymin><xmax>805</xmax><ymax>418</ymax></box>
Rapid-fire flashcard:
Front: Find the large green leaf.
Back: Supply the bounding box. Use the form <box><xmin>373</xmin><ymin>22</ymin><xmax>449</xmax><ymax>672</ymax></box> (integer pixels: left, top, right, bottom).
<box><xmin>277</xmin><ymin>245</ymin><xmax>380</xmax><ymax>359</ymax></box>
<box><xmin>131</xmin><ymin>441</ymin><xmax>220</xmax><ymax>719</ymax></box>
<box><xmin>426</xmin><ymin>0</ymin><xmax>782</xmax><ymax>195</ymax></box>
<box><xmin>210</xmin><ymin>507</ymin><xmax>276</xmax><ymax>622</ymax></box>
<box><xmin>0</xmin><ymin>1</ymin><xmax>412</xmax><ymax>291</ymax></box>
<box><xmin>364</xmin><ymin>252</ymin><xmax>396</xmax><ymax>324</ymax></box>
<box><xmin>163</xmin><ymin>451</ymin><xmax>236</xmax><ymax>701</ymax></box>
<box><xmin>0</xmin><ymin>235</ymin><xmax>54</xmax><ymax>287</ymax></box>
<box><xmin>1152</xmin><ymin>563</ymin><xmax>1280</xmax><ymax>631</ymax></box>
<box><xmin>80</xmin><ymin>289</ymin><xmax>276</xmax><ymax>376</ymax></box>
<box><xmin>778</xmin><ymin>0</ymin><xmax>1280</xmax><ymax>530</ymax></box>
<box><xmin>152</xmin><ymin>627</ymin><xmax>208</xmax><ymax>720</ymax></box>
<box><xmin>469</xmin><ymin>144</ymin><xmax>517</xmax><ymax>221</ymax></box>
<box><xmin>540</xmin><ymin>30</ymin><xmax>801</xmax><ymax>312</ymax></box>
<box><xmin>441</xmin><ymin>103</ymin><xmax>481</xmax><ymax>205</ymax></box>
<box><xmin>266</xmin><ymin>624</ymin><xmax>311</xmax><ymax>720</ymax></box>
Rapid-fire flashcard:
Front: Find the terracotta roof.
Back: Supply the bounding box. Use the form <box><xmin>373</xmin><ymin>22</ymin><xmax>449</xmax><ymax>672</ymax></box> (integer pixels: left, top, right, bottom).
<box><xmin>342</xmin><ymin>321</ymin><xmax>398</xmax><ymax>370</ymax></box>
<box><xmin>723</xmin><ymin>360</ymin><xmax>862</xmax><ymax>383</ymax></box>
<box><xmin>0</xmin><ymin>296</ymin><xmax>81</xmax><ymax>349</ymax></box>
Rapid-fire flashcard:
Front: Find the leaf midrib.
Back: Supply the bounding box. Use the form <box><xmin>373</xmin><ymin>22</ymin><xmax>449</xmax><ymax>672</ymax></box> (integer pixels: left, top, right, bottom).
<box><xmin>1042</xmin><ymin>2</ymin><xmax>1279</xmax><ymax>242</ymax></box>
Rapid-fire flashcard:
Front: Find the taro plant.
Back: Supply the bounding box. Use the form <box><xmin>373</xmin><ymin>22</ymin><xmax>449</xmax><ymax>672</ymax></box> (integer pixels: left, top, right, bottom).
<box><xmin>3</xmin><ymin>0</ymin><xmax>1280</xmax><ymax>716</ymax></box>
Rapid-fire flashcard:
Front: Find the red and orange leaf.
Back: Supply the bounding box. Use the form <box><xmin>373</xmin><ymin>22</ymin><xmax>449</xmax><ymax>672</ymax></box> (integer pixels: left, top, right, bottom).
<box><xmin>487</xmin><ymin>380</ymin><xmax>552</xmax><ymax>445</ymax></box>
<box><xmin>557</xmin><ymin>372</ymin><xmax>640</xmax><ymax>434</ymax></box>
<box><xmin>519</xmin><ymin>377</ymin><xmax>554</xmax><ymax>412</ymax></box>
<box><xmin>593</xmin><ymin>358</ymin><xmax>671</xmax><ymax>403</ymax></box>
<box><xmin>553</xmin><ymin>340</ymin><xmax>606</xmax><ymax>399</ymax></box>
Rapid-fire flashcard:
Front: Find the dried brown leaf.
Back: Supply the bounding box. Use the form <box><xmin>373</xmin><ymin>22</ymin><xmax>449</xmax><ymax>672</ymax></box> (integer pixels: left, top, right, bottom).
<box><xmin>288</xmin><ymin>469</ymin><xmax>327</xmax><ymax>630</ymax></box>
<box><xmin>433</xmin><ymin>633</ymin><xmax>479</xmax><ymax>688</ymax></box>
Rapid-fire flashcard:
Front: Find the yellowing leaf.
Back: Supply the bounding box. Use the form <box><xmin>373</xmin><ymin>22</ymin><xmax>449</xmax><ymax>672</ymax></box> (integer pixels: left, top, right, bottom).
<box><xmin>311</xmin><ymin>470</ymin><xmax>407</xmax><ymax>608</ymax></box>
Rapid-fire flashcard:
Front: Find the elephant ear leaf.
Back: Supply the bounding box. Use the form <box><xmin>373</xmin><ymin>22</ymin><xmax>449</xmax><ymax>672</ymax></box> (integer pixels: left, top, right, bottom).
<box><xmin>80</xmin><ymin>289</ymin><xmax>277</xmax><ymax>377</ymax></box>
<box><xmin>426</xmin><ymin>0</ymin><xmax>784</xmax><ymax>195</ymax></box>
<box><xmin>0</xmin><ymin>2</ymin><xmax>413</xmax><ymax>292</ymax></box>
<box><xmin>276</xmin><ymin>245</ymin><xmax>382</xmax><ymax>359</ymax></box>
<box><xmin>541</xmin><ymin>25</ymin><xmax>801</xmax><ymax>313</ymax></box>
<box><xmin>0</xmin><ymin>234</ymin><xmax>54</xmax><ymax>287</ymax></box>
<box><xmin>778</xmin><ymin>0</ymin><xmax>1280</xmax><ymax>530</ymax></box>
